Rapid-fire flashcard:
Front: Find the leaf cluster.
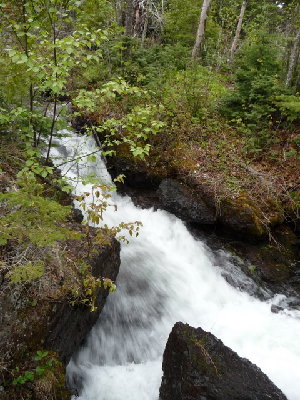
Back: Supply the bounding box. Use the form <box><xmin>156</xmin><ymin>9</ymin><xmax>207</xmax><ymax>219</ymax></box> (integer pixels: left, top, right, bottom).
<box><xmin>12</xmin><ymin>350</ymin><xmax>57</xmax><ymax>387</ymax></box>
<box><xmin>0</xmin><ymin>175</ymin><xmax>75</xmax><ymax>247</ymax></box>
<box><xmin>70</xmin><ymin>272</ymin><xmax>116</xmax><ymax>312</ymax></box>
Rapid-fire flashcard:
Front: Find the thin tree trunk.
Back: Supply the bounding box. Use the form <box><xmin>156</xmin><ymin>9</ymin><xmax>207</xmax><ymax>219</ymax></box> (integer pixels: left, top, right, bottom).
<box><xmin>22</xmin><ymin>0</ymin><xmax>36</xmax><ymax>147</ymax></box>
<box><xmin>141</xmin><ymin>0</ymin><xmax>150</xmax><ymax>47</ymax></box>
<box><xmin>191</xmin><ymin>0</ymin><xmax>212</xmax><ymax>60</ymax></box>
<box><xmin>46</xmin><ymin>96</ymin><xmax>57</xmax><ymax>163</ymax></box>
<box><xmin>46</xmin><ymin>20</ymin><xmax>58</xmax><ymax>163</ymax></box>
<box><xmin>286</xmin><ymin>27</ymin><xmax>300</xmax><ymax>88</ymax></box>
<box><xmin>229</xmin><ymin>0</ymin><xmax>247</xmax><ymax>63</ymax></box>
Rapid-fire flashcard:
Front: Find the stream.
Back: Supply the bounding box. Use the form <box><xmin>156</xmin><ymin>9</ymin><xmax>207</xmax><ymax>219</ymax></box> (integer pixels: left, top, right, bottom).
<box><xmin>51</xmin><ymin>131</ymin><xmax>300</xmax><ymax>400</ymax></box>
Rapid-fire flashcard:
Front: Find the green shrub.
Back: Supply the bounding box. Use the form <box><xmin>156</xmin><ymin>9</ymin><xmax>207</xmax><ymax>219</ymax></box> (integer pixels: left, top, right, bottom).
<box><xmin>222</xmin><ymin>33</ymin><xmax>283</xmax><ymax>127</ymax></box>
<box><xmin>275</xmin><ymin>95</ymin><xmax>300</xmax><ymax>122</ymax></box>
<box><xmin>161</xmin><ymin>65</ymin><xmax>227</xmax><ymax>120</ymax></box>
<box><xmin>0</xmin><ymin>175</ymin><xmax>75</xmax><ymax>247</ymax></box>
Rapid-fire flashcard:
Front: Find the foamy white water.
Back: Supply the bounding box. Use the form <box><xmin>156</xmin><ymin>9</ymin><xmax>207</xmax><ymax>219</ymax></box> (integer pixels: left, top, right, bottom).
<box><xmin>51</xmin><ymin>132</ymin><xmax>300</xmax><ymax>400</ymax></box>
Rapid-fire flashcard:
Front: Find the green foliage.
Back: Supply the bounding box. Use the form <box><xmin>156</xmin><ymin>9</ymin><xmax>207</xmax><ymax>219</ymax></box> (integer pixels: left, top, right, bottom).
<box><xmin>76</xmin><ymin>0</ymin><xmax>115</xmax><ymax>30</ymax></box>
<box><xmin>0</xmin><ymin>175</ymin><xmax>75</xmax><ymax>247</ymax></box>
<box><xmin>98</xmin><ymin>104</ymin><xmax>165</xmax><ymax>158</ymax></box>
<box><xmin>110</xmin><ymin>41</ymin><xmax>190</xmax><ymax>88</ymax></box>
<box><xmin>34</xmin><ymin>351</ymin><xmax>49</xmax><ymax>362</ymax></box>
<box><xmin>8</xmin><ymin>262</ymin><xmax>45</xmax><ymax>284</ymax></box>
<box><xmin>222</xmin><ymin>33</ymin><xmax>283</xmax><ymax>127</ymax></box>
<box><xmin>275</xmin><ymin>95</ymin><xmax>300</xmax><ymax>121</ymax></box>
<box><xmin>74</xmin><ymin>78</ymin><xmax>165</xmax><ymax>158</ymax></box>
<box><xmin>74</xmin><ymin>78</ymin><xmax>144</xmax><ymax>112</ymax></box>
<box><xmin>164</xmin><ymin>0</ymin><xmax>202</xmax><ymax>46</ymax></box>
<box><xmin>13</xmin><ymin>371</ymin><xmax>34</xmax><ymax>386</ymax></box>
<box><xmin>0</xmin><ymin>0</ymin><xmax>108</xmax><ymax>151</ymax></box>
<box><xmin>12</xmin><ymin>351</ymin><xmax>57</xmax><ymax>387</ymax></box>
<box><xmin>163</xmin><ymin>0</ymin><xmax>221</xmax><ymax>64</ymax></box>
<box><xmin>71</xmin><ymin>272</ymin><xmax>116</xmax><ymax>312</ymax></box>
<box><xmin>75</xmin><ymin>182</ymin><xmax>142</xmax><ymax>244</ymax></box>
<box><xmin>162</xmin><ymin>65</ymin><xmax>227</xmax><ymax>120</ymax></box>
<box><xmin>0</xmin><ymin>53</ymin><xmax>30</xmax><ymax>105</ymax></box>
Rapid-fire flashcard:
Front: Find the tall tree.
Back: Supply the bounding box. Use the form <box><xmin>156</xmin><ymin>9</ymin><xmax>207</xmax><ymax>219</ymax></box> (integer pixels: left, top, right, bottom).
<box><xmin>191</xmin><ymin>0</ymin><xmax>213</xmax><ymax>59</ymax></box>
<box><xmin>286</xmin><ymin>27</ymin><xmax>300</xmax><ymax>87</ymax></box>
<box><xmin>229</xmin><ymin>0</ymin><xmax>248</xmax><ymax>63</ymax></box>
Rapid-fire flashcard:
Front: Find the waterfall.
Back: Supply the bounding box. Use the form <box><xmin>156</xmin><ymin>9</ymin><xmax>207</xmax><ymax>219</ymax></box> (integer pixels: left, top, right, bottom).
<box><xmin>51</xmin><ymin>131</ymin><xmax>300</xmax><ymax>400</ymax></box>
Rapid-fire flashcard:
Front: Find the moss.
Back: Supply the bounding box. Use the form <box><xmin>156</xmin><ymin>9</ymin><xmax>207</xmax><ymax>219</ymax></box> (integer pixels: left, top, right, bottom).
<box><xmin>220</xmin><ymin>195</ymin><xmax>267</xmax><ymax>237</ymax></box>
<box><xmin>189</xmin><ymin>336</ymin><xmax>219</xmax><ymax>376</ymax></box>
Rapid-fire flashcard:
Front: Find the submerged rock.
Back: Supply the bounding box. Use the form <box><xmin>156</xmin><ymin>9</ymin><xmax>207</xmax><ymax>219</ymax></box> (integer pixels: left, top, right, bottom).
<box><xmin>160</xmin><ymin>322</ymin><xmax>287</xmax><ymax>400</ymax></box>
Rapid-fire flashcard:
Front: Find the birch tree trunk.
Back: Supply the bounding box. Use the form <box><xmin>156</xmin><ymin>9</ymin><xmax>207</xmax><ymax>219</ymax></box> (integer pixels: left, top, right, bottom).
<box><xmin>191</xmin><ymin>0</ymin><xmax>212</xmax><ymax>60</ymax></box>
<box><xmin>286</xmin><ymin>27</ymin><xmax>300</xmax><ymax>88</ymax></box>
<box><xmin>229</xmin><ymin>0</ymin><xmax>247</xmax><ymax>63</ymax></box>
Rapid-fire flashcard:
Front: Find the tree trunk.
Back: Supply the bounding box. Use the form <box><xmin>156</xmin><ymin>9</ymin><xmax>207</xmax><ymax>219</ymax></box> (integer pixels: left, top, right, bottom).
<box><xmin>125</xmin><ymin>0</ymin><xmax>134</xmax><ymax>35</ymax></box>
<box><xmin>229</xmin><ymin>0</ymin><xmax>247</xmax><ymax>63</ymax></box>
<box><xmin>286</xmin><ymin>27</ymin><xmax>300</xmax><ymax>88</ymax></box>
<box><xmin>191</xmin><ymin>0</ymin><xmax>212</xmax><ymax>60</ymax></box>
<box><xmin>141</xmin><ymin>0</ymin><xmax>150</xmax><ymax>47</ymax></box>
<box><xmin>114</xmin><ymin>0</ymin><xmax>123</xmax><ymax>25</ymax></box>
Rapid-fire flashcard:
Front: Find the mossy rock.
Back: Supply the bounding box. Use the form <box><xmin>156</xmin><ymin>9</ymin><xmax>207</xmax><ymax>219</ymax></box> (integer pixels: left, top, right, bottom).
<box><xmin>160</xmin><ymin>322</ymin><xmax>287</xmax><ymax>400</ymax></box>
<box><xmin>219</xmin><ymin>194</ymin><xmax>284</xmax><ymax>238</ymax></box>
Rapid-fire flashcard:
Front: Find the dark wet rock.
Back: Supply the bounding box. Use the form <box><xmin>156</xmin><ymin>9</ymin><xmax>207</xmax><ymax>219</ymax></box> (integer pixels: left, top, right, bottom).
<box><xmin>107</xmin><ymin>156</ymin><xmax>162</xmax><ymax>191</ymax></box>
<box><xmin>288</xmin><ymin>297</ymin><xmax>300</xmax><ymax>309</ymax></box>
<box><xmin>271</xmin><ymin>295</ymin><xmax>300</xmax><ymax>314</ymax></box>
<box><xmin>160</xmin><ymin>322</ymin><xmax>287</xmax><ymax>400</ymax></box>
<box><xmin>71</xmin><ymin>113</ymin><xmax>91</xmax><ymax>133</ymax></box>
<box><xmin>271</xmin><ymin>304</ymin><xmax>284</xmax><ymax>314</ymax></box>
<box><xmin>44</xmin><ymin>239</ymin><xmax>120</xmax><ymax>364</ymax></box>
<box><xmin>0</xmin><ymin>239</ymin><xmax>120</xmax><ymax>399</ymax></box>
<box><xmin>158</xmin><ymin>179</ymin><xmax>216</xmax><ymax>225</ymax></box>
<box><xmin>72</xmin><ymin>207</ymin><xmax>84</xmax><ymax>224</ymax></box>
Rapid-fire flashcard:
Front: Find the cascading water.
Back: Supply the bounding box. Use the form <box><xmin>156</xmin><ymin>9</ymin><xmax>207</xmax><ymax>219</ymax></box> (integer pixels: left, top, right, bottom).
<box><xmin>51</xmin><ymin>131</ymin><xmax>300</xmax><ymax>400</ymax></box>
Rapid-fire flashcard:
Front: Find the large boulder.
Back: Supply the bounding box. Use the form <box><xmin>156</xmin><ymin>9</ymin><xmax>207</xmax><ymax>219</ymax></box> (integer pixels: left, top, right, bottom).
<box><xmin>160</xmin><ymin>322</ymin><xmax>287</xmax><ymax>400</ymax></box>
<box><xmin>158</xmin><ymin>179</ymin><xmax>216</xmax><ymax>225</ymax></box>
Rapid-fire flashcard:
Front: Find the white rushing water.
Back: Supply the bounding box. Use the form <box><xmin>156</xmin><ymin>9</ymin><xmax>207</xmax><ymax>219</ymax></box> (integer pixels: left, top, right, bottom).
<box><xmin>51</xmin><ymin>132</ymin><xmax>300</xmax><ymax>400</ymax></box>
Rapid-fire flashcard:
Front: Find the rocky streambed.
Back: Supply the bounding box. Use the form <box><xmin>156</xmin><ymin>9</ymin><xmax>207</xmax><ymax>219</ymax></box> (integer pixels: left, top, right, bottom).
<box><xmin>2</xmin><ymin>129</ymin><xmax>299</xmax><ymax>400</ymax></box>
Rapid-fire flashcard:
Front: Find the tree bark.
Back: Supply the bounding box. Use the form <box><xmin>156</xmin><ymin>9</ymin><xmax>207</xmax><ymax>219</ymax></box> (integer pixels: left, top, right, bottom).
<box><xmin>114</xmin><ymin>0</ymin><xmax>123</xmax><ymax>25</ymax></box>
<box><xmin>191</xmin><ymin>0</ymin><xmax>212</xmax><ymax>60</ymax></box>
<box><xmin>125</xmin><ymin>0</ymin><xmax>134</xmax><ymax>35</ymax></box>
<box><xmin>286</xmin><ymin>27</ymin><xmax>300</xmax><ymax>88</ymax></box>
<box><xmin>141</xmin><ymin>0</ymin><xmax>150</xmax><ymax>47</ymax></box>
<box><xmin>229</xmin><ymin>0</ymin><xmax>247</xmax><ymax>63</ymax></box>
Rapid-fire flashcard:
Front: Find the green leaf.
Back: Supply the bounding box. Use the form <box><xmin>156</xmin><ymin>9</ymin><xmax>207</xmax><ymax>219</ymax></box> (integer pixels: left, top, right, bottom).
<box><xmin>35</xmin><ymin>366</ymin><xmax>45</xmax><ymax>376</ymax></box>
